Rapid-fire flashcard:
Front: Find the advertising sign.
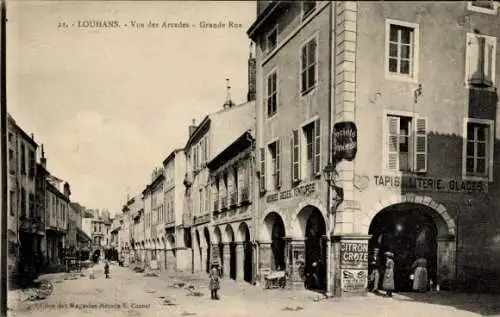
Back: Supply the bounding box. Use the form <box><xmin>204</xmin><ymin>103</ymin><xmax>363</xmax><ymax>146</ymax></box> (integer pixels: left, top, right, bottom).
<box><xmin>333</xmin><ymin>121</ymin><xmax>357</xmax><ymax>162</ymax></box>
<box><xmin>341</xmin><ymin>269</ymin><xmax>368</xmax><ymax>294</ymax></box>
<box><xmin>340</xmin><ymin>242</ymin><xmax>368</xmax><ymax>268</ymax></box>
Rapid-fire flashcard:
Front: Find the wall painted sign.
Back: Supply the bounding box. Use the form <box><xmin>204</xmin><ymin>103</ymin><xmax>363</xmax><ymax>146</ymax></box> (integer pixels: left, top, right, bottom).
<box><xmin>266</xmin><ymin>182</ymin><xmax>316</xmax><ymax>203</ymax></box>
<box><xmin>333</xmin><ymin>121</ymin><xmax>357</xmax><ymax>162</ymax></box>
<box><xmin>373</xmin><ymin>175</ymin><xmax>488</xmax><ymax>194</ymax></box>
<box><xmin>341</xmin><ymin>269</ymin><xmax>368</xmax><ymax>294</ymax></box>
<box><xmin>340</xmin><ymin>242</ymin><xmax>369</xmax><ymax>268</ymax></box>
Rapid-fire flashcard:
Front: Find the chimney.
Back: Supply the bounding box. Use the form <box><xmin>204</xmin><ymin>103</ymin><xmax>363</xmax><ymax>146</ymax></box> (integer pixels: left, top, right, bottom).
<box><xmin>223</xmin><ymin>78</ymin><xmax>235</xmax><ymax>109</ymax></box>
<box><xmin>188</xmin><ymin>119</ymin><xmax>197</xmax><ymax>137</ymax></box>
<box><xmin>40</xmin><ymin>144</ymin><xmax>47</xmax><ymax>168</ymax></box>
<box><xmin>247</xmin><ymin>42</ymin><xmax>256</xmax><ymax>102</ymax></box>
<box><xmin>63</xmin><ymin>182</ymin><xmax>71</xmax><ymax>198</ymax></box>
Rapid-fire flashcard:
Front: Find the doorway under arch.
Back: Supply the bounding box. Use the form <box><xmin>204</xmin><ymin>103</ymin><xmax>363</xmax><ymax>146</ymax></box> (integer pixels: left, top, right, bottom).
<box><xmin>298</xmin><ymin>206</ymin><xmax>327</xmax><ymax>291</ymax></box>
<box><xmin>213</xmin><ymin>226</ymin><xmax>224</xmax><ymax>275</ymax></box>
<box><xmin>263</xmin><ymin>212</ymin><xmax>286</xmax><ymax>271</ymax></box>
<box><xmin>204</xmin><ymin>228</ymin><xmax>211</xmax><ymax>274</ymax></box>
<box><xmin>195</xmin><ymin>230</ymin><xmax>201</xmax><ymax>273</ymax></box>
<box><xmin>369</xmin><ymin>203</ymin><xmax>441</xmax><ymax>292</ymax></box>
<box><xmin>238</xmin><ymin>222</ymin><xmax>253</xmax><ymax>283</ymax></box>
<box><xmin>225</xmin><ymin>225</ymin><xmax>236</xmax><ymax>280</ymax></box>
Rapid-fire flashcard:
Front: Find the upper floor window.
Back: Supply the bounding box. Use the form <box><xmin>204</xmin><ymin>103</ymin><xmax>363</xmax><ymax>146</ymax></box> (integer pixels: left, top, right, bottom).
<box><xmin>10</xmin><ymin>190</ymin><xmax>15</xmax><ymax>216</ymax></box>
<box><xmin>385</xmin><ymin>20</ymin><xmax>419</xmax><ymax>82</ymax></box>
<box><xmin>266</xmin><ymin>26</ymin><xmax>278</xmax><ymax>54</ymax></box>
<box><xmin>467</xmin><ymin>1</ymin><xmax>498</xmax><ymax>14</ymax></box>
<box><xmin>302</xmin><ymin>1</ymin><xmax>316</xmax><ymax>20</ymax></box>
<box><xmin>268</xmin><ymin>140</ymin><xmax>281</xmax><ymax>190</ymax></box>
<box><xmin>20</xmin><ymin>144</ymin><xmax>26</xmax><ymax>175</ymax></box>
<box><xmin>301</xmin><ymin>37</ymin><xmax>317</xmax><ymax>94</ymax></box>
<box><xmin>465</xmin><ymin>33</ymin><xmax>496</xmax><ymax>89</ymax></box>
<box><xmin>29</xmin><ymin>150</ymin><xmax>35</xmax><ymax>178</ymax></box>
<box><xmin>385</xmin><ymin>114</ymin><xmax>427</xmax><ymax>173</ymax></box>
<box><xmin>266</xmin><ymin>70</ymin><xmax>278</xmax><ymax>117</ymax></box>
<box><xmin>29</xmin><ymin>193</ymin><xmax>34</xmax><ymax>218</ymax></box>
<box><xmin>463</xmin><ymin>118</ymin><xmax>494</xmax><ymax>181</ymax></box>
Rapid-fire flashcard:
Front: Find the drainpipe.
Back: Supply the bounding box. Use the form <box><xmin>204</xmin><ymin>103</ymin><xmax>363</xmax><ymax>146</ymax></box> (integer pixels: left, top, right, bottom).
<box><xmin>325</xmin><ymin>0</ymin><xmax>336</xmax><ymax>298</ymax></box>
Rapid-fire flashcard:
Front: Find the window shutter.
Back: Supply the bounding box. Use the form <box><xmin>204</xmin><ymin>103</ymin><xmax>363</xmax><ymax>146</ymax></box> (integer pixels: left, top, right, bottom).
<box><xmin>484</xmin><ymin>37</ymin><xmax>495</xmax><ymax>86</ymax></box>
<box><xmin>259</xmin><ymin>147</ymin><xmax>266</xmax><ymax>193</ymax></box>
<box><xmin>467</xmin><ymin>34</ymin><xmax>484</xmax><ymax>86</ymax></box>
<box><xmin>276</xmin><ymin>139</ymin><xmax>281</xmax><ymax>188</ymax></box>
<box><xmin>414</xmin><ymin>117</ymin><xmax>428</xmax><ymax>173</ymax></box>
<box><xmin>292</xmin><ymin>129</ymin><xmax>300</xmax><ymax>182</ymax></box>
<box><xmin>313</xmin><ymin>119</ymin><xmax>321</xmax><ymax>175</ymax></box>
<box><xmin>387</xmin><ymin>116</ymin><xmax>400</xmax><ymax>170</ymax></box>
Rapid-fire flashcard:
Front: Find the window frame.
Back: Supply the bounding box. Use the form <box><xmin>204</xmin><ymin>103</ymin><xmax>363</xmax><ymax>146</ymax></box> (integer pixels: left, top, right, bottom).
<box><xmin>384</xmin><ymin>19</ymin><xmax>420</xmax><ymax>83</ymax></box>
<box><xmin>467</xmin><ymin>1</ymin><xmax>498</xmax><ymax>15</ymax></box>
<box><xmin>266</xmin><ymin>67</ymin><xmax>279</xmax><ymax>118</ymax></box>
<box><xmin>382</xmin><ymin>110</ymin><xmax>429</xmax><ymax>174</ymax></box>
<box><xmin>265</xmin><ymin>25</ymin><xmax>278</xmax><ymax>55</ymax></box>
<box><xmin>464</xmin><ymin>32</ymin><xmax>497</xmax><ymax>89</ymax></box>
<box><xmin>300</xmin><ymin>116</ymin><xmax>321</xmax><ymax>181</ymax></box>
<box><xmin>299</xmin><ymin>34</ymin><xmax>319</xmax><ymax>95</ymax></box>
<box><xmin>462</xmin><ymin>117</ymin><xmax>494</xmax><ymax>182</ymax></box>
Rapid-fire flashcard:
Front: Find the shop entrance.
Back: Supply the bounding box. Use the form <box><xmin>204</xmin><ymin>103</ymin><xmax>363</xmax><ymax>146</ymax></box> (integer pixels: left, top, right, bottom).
<box><xmin>204</xmin><ymin>228</ymin><xmax>211</xmax><ymax>273</ymax></box>
<box><xmin>369</xmin><ymin>203</ymin><xmax>438</xmax><ymax>292</ymax></box>
<box><xmin>238</xmin><ymin>222</ymin><xmax>253</xmax><ymax>283</ymax></box>
<box><xmin>298</xmin><ymin>206</ymin><xmax>327</xmax><ymax>291</ymax></box>
<box><xmin>264</xmin><ymin>212</ymin><xmax>286</xmax><ymax>271</ymax></box>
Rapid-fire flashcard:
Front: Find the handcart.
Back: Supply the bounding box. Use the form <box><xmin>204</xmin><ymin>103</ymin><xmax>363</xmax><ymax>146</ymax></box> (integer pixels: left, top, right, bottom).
<box><xmin>264</xmin><ymin>270</ymin><xmax>287</xmax><ymax>289</ymax></box>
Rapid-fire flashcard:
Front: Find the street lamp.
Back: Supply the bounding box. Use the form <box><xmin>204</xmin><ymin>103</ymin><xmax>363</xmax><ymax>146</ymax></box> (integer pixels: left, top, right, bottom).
<box><xmin>323</xmin><ymin>163</ymin><xmax>343</xmax><ymax>297</ymax></box>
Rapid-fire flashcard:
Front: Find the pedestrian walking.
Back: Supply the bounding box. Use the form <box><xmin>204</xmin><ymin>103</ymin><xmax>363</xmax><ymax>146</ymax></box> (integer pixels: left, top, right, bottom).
<box><xmin>411</xmin><ymin>257</ymin><xmax>428</xmax><ymax>292</ymax></box>
<box><xmin>382</xmin><ymin>251</ymin><xmax>395</xmax><ymax>297</ymax></box>
<box><xmin>209</xmin><ymin>263</ymin><xmax>221</xmax><ymax>300</ymax></box>
<box><xmin>369</xmin><ymin>261</ymin><xmax>380</xmax><ymax>293</ymax></box>
<box><xmin>104</xmin><ymin>261</ymin><xmax>110</xmax><ymax>279</ymax></box>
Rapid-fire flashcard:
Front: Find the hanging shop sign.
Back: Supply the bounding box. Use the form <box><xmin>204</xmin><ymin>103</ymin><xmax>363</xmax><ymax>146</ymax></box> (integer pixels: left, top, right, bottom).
<box><xmin>266</xmin><ymin>182</ymin><xmax>316</xmax><ymax>203</ymax></box>
<box><xmin>333</xmin><ymin>121</ymin><xmax>357</xmax><ymax>162</ymax></box>
<box><xmin>373</xmin><ymin>175</ymin><xmax>488</xmax><ymax>194</ymax></box>
<box><xmin>341</xmin><ymin>269</ymin><xmax>368</xmax><ymax>294</ymax></box>
<box><xmin>340</xmin><ymin>242</ymin><xmax>368</xmax><ymax>268</ymax></box>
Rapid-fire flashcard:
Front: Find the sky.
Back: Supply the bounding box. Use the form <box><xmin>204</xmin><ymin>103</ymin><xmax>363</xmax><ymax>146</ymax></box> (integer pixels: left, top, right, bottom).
<box><xmin>7</xmin><ymin>0</ymin><xmax>256</xmax><ymax>215</ymax></box>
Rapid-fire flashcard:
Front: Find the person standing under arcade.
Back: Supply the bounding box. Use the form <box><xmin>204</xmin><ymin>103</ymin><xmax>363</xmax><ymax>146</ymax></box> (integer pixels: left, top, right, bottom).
<box><xmin>382</xmin><ymin>252</ymin><xmax>395</xmax><ymax>297</ymax></box>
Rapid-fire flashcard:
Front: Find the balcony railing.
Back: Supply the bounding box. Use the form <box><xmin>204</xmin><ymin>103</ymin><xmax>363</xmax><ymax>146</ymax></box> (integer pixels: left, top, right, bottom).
<box><xmin>230</xmin><ymin>192</ymin><xmax>238</xmax><ymax>207</ymax></box>
<box><xmin>220</xmin><ymin>196</ymin><xmax>228</xmax><ymax>210</ymax></box>
<box><xmin>240</xmin><ymin>187</ymin><xmax>250</xmax><ymax>204</ymax></box>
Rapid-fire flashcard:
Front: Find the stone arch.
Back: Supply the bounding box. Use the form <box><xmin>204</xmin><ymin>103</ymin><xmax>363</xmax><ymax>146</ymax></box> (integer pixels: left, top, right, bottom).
<box><xmin>360</xmin><ymin>194</ymin><xmax>456</xmax><ymax>237</ymax></box>
<box><xmin>236</xmin><ymin>221</ymin><xmax>251</xmax><ymax>243</ymax></box>
<box><xmin>213</xmin><ymin>226</ymin><xmax>223</xmax><ymax>244</ymax></box>
<box><xmin>260</xmin><ymin>211</ymin><xmax>286</xmax><ymax>242</ymax></box>
<box><xmin>161</xmin><ymin>236</ymin><xmax>166</xmax><ymax>249</ymax></box>
<box><xmin>202</xmin><ymin>227</ymin><xmax>211</xmax><ymax>248</ymax></box>
<box><xmin>291</xmin><ymin>199</ymin><xmax>328</xmax><ymax>238</ymax></box>
<box><xmin>224</xmin><ymin>224</ymin><xmax>236</xmax><ymax>243</ymax></box>
<box><xmin>195</xmin><ymin>229</ymin><xmax>202</xmax><ymax>248</ymax></box>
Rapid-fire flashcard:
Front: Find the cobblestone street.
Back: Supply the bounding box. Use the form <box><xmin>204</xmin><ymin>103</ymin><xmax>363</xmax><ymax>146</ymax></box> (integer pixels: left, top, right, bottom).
<box><xmin>7</xmin><ymin>263</ymin><xmax>500</xmax><ymax>317</ymax></box>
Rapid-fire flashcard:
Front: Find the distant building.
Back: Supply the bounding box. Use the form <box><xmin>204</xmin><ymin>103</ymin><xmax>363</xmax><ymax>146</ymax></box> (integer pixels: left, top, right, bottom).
<box><xmin>7</xmin><ymin>114</ymin><xmax>40</xmax><ymax>278</ymax></box>
<box><xmin>45</xmin><ymin>181</ymin><xmax>69</xmax><ymax>266</ymax></box>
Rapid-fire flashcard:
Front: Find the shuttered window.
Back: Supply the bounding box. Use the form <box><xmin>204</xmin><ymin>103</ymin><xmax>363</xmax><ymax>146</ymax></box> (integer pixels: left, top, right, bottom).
<box><xmin>414</xmin><ymin>117</ymin><xmax>428</xmax><ymax>172</ymax></box>
<box><xmin>313</xmin><ymin>119</ymin><xmax>321</xmax><ymax>176</ymax></box>
<box><xmin>259</xmin><ymin>147</ymin><xmax>266</xmax><ymax>194</ymax></box>
<box><xmin>466</xmin><ymin>33</ymin><xmax>496</xmax><ymax>88</ymax></box>
<box><xmin>386</xmin><ymin>115</ymin><xmax>427</xmax><ymax>172</ymax></box>
<box><xmin>292</xmin><ymin>129</ymin><xmax>300</xmax><ymax>182</ymax></box>
<box><xmin>269</xmin><ymin>140</ymin><xmax>281</xmax><ymax>189</ymax></box>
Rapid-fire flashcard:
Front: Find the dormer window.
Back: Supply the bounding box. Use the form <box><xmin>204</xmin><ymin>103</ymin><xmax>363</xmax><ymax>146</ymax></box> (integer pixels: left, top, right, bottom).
<box><xmin>465</xmin><ymin>33</ymin><xmax>496</xmax><ymax>89</ymax></box>
<box><xmin>266</xmin><ymin>26</ymin><xmax>278</xmax><ymax>54</ymax></box>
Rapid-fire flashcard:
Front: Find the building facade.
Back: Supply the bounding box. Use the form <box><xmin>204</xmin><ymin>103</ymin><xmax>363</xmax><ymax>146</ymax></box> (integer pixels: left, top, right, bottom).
<box><xmin>82</xmin><ymin>215</ymin><xmax>106</xmax><ymax>259</ymax></box>
<box><xmin>7</xmin><ymin>114</ymin><xmax>41</xmax><ymax>278</ymax></box>
<box><xmin>184</xmin><ymin>97</ymin><xmax>256</xmax><ymax>275</ymax></box>
<box><xmin>248</xmin><ymin>0</ymin><xmax>333</xmax><ymax>293</ymax></box>
<box><xmin>207</xmin><ymin>130</ymin><xmax>256</xmax><ymax>282</ymax></box>
<box><xmin>45</xmin><ymin>182</ymin><xmax>68</xmax><ymax>266</ymax></box>
<box><xmin>248</xmin><ymin>0</ymin><xmax>500</xmax><ymax>295</ymax></box>
<box><xmin>163</xmin><ymin>149</ymin><xmax>190</xmax><ymax>271</ymax></box>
